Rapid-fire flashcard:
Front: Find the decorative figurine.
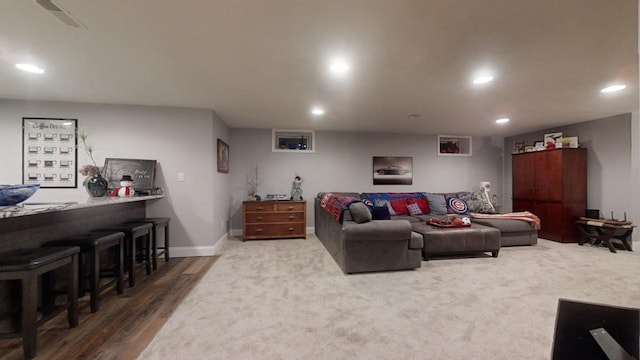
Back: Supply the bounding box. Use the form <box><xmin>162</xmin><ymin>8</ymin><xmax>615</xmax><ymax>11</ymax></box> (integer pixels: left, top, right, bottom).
<box><xmin>290</xmin><ymin>175</ymin><xmax>303</xmax><ymax>201</ymax></box>
<box><xmin>113</xmin><ymin>175</ymin><xmax>135</xmax><ymax>197</ymax></box>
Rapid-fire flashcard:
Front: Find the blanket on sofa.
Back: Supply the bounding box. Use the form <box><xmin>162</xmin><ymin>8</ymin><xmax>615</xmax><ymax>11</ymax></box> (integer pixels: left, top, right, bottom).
<box><xmin>470</xmin><ymin>211</ymin><xmax>541</xmax><ymax>228</ymax></box>
<box><xmin>320</xmin><ymin>193</ymin><xmax>361</xmax><ymax>223</ymax></box>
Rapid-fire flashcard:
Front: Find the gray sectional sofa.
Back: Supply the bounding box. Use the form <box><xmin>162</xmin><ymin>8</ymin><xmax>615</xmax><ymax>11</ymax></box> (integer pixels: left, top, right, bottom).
<box><xmin>315</xmin><ymin>191</ymin><xmax>540</xmax><ymax>274</ymax></box>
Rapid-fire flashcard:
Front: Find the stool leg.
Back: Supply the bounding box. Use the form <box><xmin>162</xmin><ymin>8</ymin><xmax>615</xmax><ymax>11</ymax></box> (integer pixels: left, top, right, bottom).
<box><xmin>145</xmin><ymin>233</ymin><xmax>152</xmax><ymax>275</ymax></box>
<box><xmin>89</xmin><ymin>249</ymin><xmax>99</xmax><ymax>313</ymax></box>
<box><xmin>127</xmin><ymin>234</ymin><xmax>136</xmax><ymax>287</ymax></box>
<box><xmin>164</xmin><ymin>223</ymin><xmax>170</xmax><ymax>262</ymax></box>
<box><xmin>22</xmin><ymin>273</ymin><xmax>38</xmax><ymax>360</ymax></box>
<box><xmin>68</xmin><ymin>253</ymin><xmax>79</xmax><ymax>328</ymax></box>
<box><xmin>151</xmin><ymin>226</ymin><xmax>158</xmax><ymax>271</ymax></box>
<box><xmin>116</xmin><ymin>240</ymin><xmax>124</xmax><ymax>294</ymax></box>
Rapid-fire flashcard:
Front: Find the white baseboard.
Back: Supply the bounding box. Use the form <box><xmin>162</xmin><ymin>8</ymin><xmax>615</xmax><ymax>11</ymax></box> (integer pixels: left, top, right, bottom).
<box><xmin>229</xmin><ymin>226</ymin><xmax>315</xmax><ymax>238</ymax></box>
<box><xmin>169</xmin><ymin>232</ymin><xmax>228</xmax><ymax>258</ymax></box>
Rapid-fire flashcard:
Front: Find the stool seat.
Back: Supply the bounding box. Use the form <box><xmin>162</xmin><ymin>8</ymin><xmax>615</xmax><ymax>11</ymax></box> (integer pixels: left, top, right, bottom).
<box><xmin>0</xmin><ymin>246</ymin><xmax>79</xmax><ymax>359</ymax></box>
<box><xmin>0</xmin><ymin>247</ymin><xmax>80</xmax><ymax>272</ymax></box>
<box><xmin>45</xmin><ymin>232</ymin><xmax>125</xmax><ymax>313</ymax></box>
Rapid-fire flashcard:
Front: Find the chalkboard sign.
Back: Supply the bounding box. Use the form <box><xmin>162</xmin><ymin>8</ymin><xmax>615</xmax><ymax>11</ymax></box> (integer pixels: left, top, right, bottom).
<box><xmin>103</xmin><ymin>158</ymin><xmax>157</xmax><ymax>191</ymax></box>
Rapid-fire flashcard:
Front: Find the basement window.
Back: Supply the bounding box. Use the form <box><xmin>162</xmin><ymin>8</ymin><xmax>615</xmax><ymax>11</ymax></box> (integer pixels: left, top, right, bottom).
<box><xmin>272</xmin><ymin>129</ymin><xmax>315</xmax><ymax>153</ymax></box>
<box><xmin>437</xmin><ymin>135</ymin><xmax>472</xmax><ymax>156</ymax></box>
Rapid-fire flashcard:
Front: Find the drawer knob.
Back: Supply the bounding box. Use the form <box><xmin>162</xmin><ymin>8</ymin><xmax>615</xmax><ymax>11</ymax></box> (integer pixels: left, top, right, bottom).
<box><xmin>257</xmin><ymin>207</ymin><xmax>264</xmax><ymax>210</ymax></box>
<box><xmin>255</xmin><ymin>217</ymin><xmax>263</xmax><ymax>221</ymax></box>
<box><xmin>288</xmin><ymin>216</ymin><xmax>295</xmax><ymax>220</ymax></box>
<box><xmin>288</xmin><ymin>206</ymin><xmax>294</xmax><ymax>210</ymax></box>
<box><xmin>255</xmin><ymin>228</ymin><xmax>263</xmax><ymax>232</ymax></box>
<box><xmin>287</xmin><ymin>227</ymin><xmax>294</xmax><ymax>231</ymax></box>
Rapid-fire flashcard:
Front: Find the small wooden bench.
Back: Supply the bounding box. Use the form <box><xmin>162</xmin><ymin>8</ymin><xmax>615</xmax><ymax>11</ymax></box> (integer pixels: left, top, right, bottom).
<box><xmin>575</xmin><ymin>218</ymin><xmax>635</xmax><ymax>253</ymax></box>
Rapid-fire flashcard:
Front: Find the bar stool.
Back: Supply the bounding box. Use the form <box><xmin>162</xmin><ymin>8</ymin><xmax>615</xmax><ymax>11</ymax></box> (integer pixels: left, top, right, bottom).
<box><xmin>0</xmin><ymin>246</ymin><xmax>79</xmax><ymax>360</ymax></box>
<box><xmin>125</xmin><ymin>217</ymin><xmax>170</xmax><ymax>270</ymax></box>
<box><xmin>44</xmin><ymin>231</ymin><xmax>125</xmax><ymax>313</ymax></box>
<box><xmin>93</xmin><ymin>223</ymin><xmax>152</xmax><ymax>287</ymax></box>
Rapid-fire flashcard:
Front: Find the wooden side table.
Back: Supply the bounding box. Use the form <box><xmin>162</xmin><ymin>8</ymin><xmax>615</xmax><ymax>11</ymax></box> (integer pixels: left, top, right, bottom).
<box><xmin>242</xmin><ymin>201</ymin><xmax>306</xmax><ymax>241</ymax></box>
<box><xmin>575</xmin><ymin>218</ymin><xmax>635</xmax><ymax>253</ymax></box>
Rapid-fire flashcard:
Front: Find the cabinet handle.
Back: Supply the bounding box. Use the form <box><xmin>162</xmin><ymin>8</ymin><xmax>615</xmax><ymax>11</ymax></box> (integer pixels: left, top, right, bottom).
<box><xmin>256</xmin><ymin>207</ymin><xmax>264</xmax><ymax>210</ymax></box>
<box><xmin>255</xmin><ymin>217</ymin><xmax>263</xmax><ymax>221</ymax></box>
<box><xmin>287</xmin><ymin>227</ymin><xmax>294</xmax><ymax>231</ymax></box>
<box><xmin>287</xmin><ymin>206</ymin><xmax>294</xmax><ymax>210</ymax></box>
<box><xmin>255</xmin><ymin>228</ymin><xmax>263</xmax><ymax>232</ymax></box>
<box><xmin>288</xmin><ymin>216</ymin><xmax>295</xmax><ymax>220</ymax></box>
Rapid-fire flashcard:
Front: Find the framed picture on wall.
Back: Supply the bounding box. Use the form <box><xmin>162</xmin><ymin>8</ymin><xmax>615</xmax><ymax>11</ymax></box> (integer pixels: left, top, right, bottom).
<box><xmin>22</xmin><ymin>117</ymin><xmax>78</xmax><ymax>188</ymax></box>
<box><xmin>372</xmin><ymin>156</ymin><xmax>413</xmax><ymax>185</ymax></box>
<box><xmin>217</xmin><ymin>139</ymin><xmax>229</xmax><ymax>173</ymax></box>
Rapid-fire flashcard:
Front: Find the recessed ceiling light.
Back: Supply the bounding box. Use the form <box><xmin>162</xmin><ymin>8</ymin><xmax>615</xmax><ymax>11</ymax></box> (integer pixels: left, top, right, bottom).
<box><xmin>473</xmin><ymin>75</ymin><xmax>494</xmax><ymax>84</ymax></box>
<box><xmin>329</xmin><ymin>61</ymin><xmax>350</xmax><ymax>74</ymax></box>
<box><xmin>15</xmin><ymin>63</ymin><xmax>45</xmax><ymax>74</ymax></box>
<box><xmin>311</xmin><ymin>107</ymin><xmax>325</xmax><ymax>116</ymax></box>
<box><xmin>600</xmin><ymin>84</ymin><xmax>626</xmax><ymax>93</ymax></box>
<box><xmin>495</xmin><ymin>118</ymin><xmax>510</xmax><ymax>124</ymax></box>
<box><xmin>408</xmin><ymin>114</ymin><xmax>420</xmax><ymax>119</ymax></box>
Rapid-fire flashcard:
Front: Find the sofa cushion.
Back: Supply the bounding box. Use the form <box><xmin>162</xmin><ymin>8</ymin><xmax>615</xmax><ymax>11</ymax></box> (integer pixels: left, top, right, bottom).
<box><xmin>409</xmin><ymin>231</ymin><xmax>424</xmax><ymax>249</ymax></box>
<box><xmin>425</xmin><ymin>193</ymin><xmax>448</xmax><ymax>215</ymax></box>
<box><xmin>446</xmin><ymin>197</ymin><xmax>470</xmax><ymax>215</ymax></box>
<box><xmin>374</xmin><ymin>199</ymin><xmax>397</xmax><ymax>215</ymax></box>
<box><xmin>349</xmin><ymin>202</ymin><xmax>372</xmax><ymax>223</ymax></box>
<box><xmin>371</xmin><ymin>206</ymin><xmax>391</xmax><ymax>220</ymax></box>
<box><xmin>390</xmin><ymin>198</ymin><xmax>410</xmax><ymax>215</ymax></box>
<box><xmin>408</xmin><ymin>197</ymin><xmax>430</xmax><ymax>214</ymax></box>
<box><xmin>406</xmin><ymin>203</ymin><xmax>423</xmax><ymax>216</ymax></box>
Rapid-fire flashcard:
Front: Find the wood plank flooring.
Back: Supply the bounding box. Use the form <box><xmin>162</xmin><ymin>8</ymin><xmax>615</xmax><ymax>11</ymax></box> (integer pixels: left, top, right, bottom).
<box><xmin>0</xmin><ymin>255</ymin><xmax>219</xmax><ymax>360</ymax></box>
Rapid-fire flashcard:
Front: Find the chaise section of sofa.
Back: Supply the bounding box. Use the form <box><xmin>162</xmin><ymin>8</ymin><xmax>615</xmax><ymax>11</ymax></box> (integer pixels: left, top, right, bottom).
<box><xmin>314</xmin><ymin>194</ymin><xmax>422</xmax><ymax>274</ymax></box>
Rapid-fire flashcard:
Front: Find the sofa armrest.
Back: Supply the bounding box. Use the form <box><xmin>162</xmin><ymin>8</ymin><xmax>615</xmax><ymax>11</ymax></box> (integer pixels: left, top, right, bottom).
<box><xmin>342</xmin><ymin>220</ymin><xmax>412</xmax><ymax>241</ymax></box>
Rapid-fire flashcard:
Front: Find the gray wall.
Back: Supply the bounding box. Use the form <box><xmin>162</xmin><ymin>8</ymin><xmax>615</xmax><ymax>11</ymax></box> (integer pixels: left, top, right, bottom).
<box><xmin>228</xmin><ymin>129</ymin><xmax>505</xmax><ymax>233</ymax></box>
<box><xmin>504</xmin><ymin>113</ymin><xmax>635</xmax><ymax>223</ymax></box>
<box><xmin>0</xmin><ymin>99</ymin><xmax>230</xmax><ymax>256</ymax></box>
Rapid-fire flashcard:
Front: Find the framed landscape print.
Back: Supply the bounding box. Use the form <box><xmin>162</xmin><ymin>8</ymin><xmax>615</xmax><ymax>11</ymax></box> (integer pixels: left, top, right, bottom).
<box><xmin>22</xmin><ymin>117</ymin><xmax>78</xmax><ymax>188</ymax></box>
<box><xmin>217</xmin><ymin>139</ymin><xmax>229</xmax><ymax>173</ymax></box>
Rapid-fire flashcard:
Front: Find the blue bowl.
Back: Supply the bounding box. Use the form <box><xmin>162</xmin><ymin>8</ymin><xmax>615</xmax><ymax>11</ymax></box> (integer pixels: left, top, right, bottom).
<box><xmin>0</xmin><ymin>184</ymin><xmax>40</xmax><ymax>206</ymax></box>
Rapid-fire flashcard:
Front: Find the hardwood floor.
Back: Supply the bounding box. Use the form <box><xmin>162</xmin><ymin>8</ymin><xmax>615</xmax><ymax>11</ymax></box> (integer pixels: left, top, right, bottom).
<box><xmin>0</xmin><ymin>255</ymin><xmax>219</xmax><ymax>360</ymax></box>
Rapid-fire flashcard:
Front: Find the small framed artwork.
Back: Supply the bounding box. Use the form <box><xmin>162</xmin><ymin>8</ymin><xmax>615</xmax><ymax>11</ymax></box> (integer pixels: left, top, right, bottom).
<box><xmin>534</xmin><ymin>141</ymin><xmax>544</xmax><ymax>150</ymax></box>
<box><xmin>513</xmin><ymin>141</ymin><xmax>526</xmax><ymax>154</ymax></box>
<box><xmin>525</xmin><ymin>145</ymin><xmax>535</xmax><ymax>152</ymax></box>
<box><xmin>544</xmin><ymin>132</ymin><xmax>563</xmax><ymax>146</ymax></box>
<box><xmin>22</xmin><ymin>117</ymin><xmax>78</xmax><ymax>188</ymax></box>
<box><xmin>217</xmin><ymin>139</ymin><xmax>229</xmax><ymax>173</ymax></box>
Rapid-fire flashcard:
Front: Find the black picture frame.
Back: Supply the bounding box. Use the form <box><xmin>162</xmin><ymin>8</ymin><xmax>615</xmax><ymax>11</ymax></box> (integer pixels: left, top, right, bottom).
<box><xmin>22</xmin><ymin>117</ymin><xmax>78</xmax><ymax>188</ymax></box>
<box><xmin>372</xmin><ymin>156</ymin><xmax>413</xmax><ymax>185</ymax></box>
<box><xmin>102</xmin><ymin>158</ymin><xmax>157</xmax><ymax>192</ymax></box>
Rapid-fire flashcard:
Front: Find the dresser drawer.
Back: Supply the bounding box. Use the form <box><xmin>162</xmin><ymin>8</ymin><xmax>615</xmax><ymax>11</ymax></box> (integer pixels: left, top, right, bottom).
<box><xmin>245</xmin><ymin>212</ymin><xmax>304</xmax><ymax>223</ymax></box>
<box><xmin>244</xmin><ymin>202</ymin><xmax>273</xmax><ymax>212</ymax></box>
<box><xmin>244</xmin><ymin>223</ymin><xmax>305</xmax><ymax>238</ymax></box>
<box><xmin>275</xmin><ymin>202</ymin><xmax>305</xmax><ymax>212</ymax></box>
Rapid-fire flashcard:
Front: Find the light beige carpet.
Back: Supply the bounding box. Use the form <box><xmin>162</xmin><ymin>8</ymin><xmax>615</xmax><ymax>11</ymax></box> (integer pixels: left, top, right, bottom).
<box><xmin>138</xmin><ymin>236</ymin><xmax>640</xmax><ymax>360</ymax></box>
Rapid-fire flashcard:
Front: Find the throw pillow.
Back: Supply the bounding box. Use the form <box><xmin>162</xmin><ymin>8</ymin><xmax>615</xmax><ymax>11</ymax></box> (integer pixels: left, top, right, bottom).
<box><xmin>390</xmin><ymin>198</ymin><xmax>410</xmax><ymax>216</ymax></box>
<box><xmin>348</xmin><ymin>202</ymin><xmax>372</xmax><ymax>223</ymax></box>
<box><xmin>371</xmin><ymin>206</ymin><xmax>391</xmax><ymax>220</ymax></box>
<box><xmin>406</xmin><ymin>203</ymin><xmax>423</xmax><ymax>216</ymax></box>
<box><xmin>409</xmin><ymin>197</ymin><xmax>431</xmax><ymax>214</ymax></box>
<box><xmin>446</xmin><ymin>197</ymin><xmax>470</xmax><ymax>215</ymax></box>
<box><xmin>466</xmin><ymin>187</ymin><xmax>496</xmax><ymax>213</ymax></box>
<box><xmin>424</xmin><ymin>193</ymin><xmax>448</xmax><ymax>215</ymax></box>
<box><xmin>374</xmin><ymin>199</ymin><xmax>397</xmax><ymax>215</ymax></box>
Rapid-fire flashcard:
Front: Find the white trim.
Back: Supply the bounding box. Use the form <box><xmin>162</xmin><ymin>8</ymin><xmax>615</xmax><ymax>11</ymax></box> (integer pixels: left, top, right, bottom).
<box><xmin>169</xmin><ymin>232</ymin><xmax>228</xmax><ymax>257</ymax></box>
<box><xmin>230</xmin><ymin>227</ymin><xmax>315</xmax><ymax>238</ymax></box>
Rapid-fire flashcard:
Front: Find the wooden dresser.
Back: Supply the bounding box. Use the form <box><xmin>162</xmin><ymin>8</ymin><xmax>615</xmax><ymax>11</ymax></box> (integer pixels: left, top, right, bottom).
<box><xmin>242</xmin><ymin>201</ymin><xmax>306</xmax><ymax>241</ymax></box>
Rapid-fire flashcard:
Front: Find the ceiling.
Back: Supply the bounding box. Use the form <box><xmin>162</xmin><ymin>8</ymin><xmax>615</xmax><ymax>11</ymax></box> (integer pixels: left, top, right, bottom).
<box><xmin>0</xmin><ymin>0</ymin><xmax>637</xmax><ymax>137</ymax></box>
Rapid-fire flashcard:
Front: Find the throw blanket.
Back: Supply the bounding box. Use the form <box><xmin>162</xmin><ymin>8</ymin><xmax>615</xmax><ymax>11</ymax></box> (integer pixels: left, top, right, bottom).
<box><xmin>321</xmin><ymin>193</ymin><xmax>361</xmax><ymax>223</ymax></box>
<box><xmin>471</xmin><ymin>211</ymin><xmax>541</xmax><ymax>228</ymax></box>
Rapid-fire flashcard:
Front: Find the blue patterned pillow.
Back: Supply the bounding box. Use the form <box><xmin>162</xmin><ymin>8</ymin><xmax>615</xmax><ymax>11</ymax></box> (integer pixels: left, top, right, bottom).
<box><xmin>446</xmin><ymin>197</ymin><xmax>470</xmax><ymax>215</ymax></box>
<box><xmin>374</xmin><ymin>199</ymin><xmax>397</xmax><ymax>215</ymax></box>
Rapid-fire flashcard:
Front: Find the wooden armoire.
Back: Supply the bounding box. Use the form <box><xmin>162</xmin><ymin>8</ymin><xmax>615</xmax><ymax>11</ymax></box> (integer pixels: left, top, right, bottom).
<box><xmin>512</xmin><ymin>148</ymin><xmax>587</xmax><ymax>243</ymax></box>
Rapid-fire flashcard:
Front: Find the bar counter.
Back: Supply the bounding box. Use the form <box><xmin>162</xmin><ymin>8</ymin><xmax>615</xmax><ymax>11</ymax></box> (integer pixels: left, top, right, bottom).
<box><xmin>0</xmin><ymin>195</ymin><xmax>164</xmax><ymax>252</ymax></box>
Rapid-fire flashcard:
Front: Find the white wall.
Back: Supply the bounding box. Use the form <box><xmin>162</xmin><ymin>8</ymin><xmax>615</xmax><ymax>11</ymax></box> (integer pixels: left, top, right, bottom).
<box><xmin>0</xmin><ymin>99</ymin><xmax>230</xmax><ymax>256</ymax></box>
<box><xmin>504</xmin><ymin>113</ymin><xmax>635</xmax><ymax>223</ymax></box>
<box><xmin>229</xmin><ymin>128</ymin><xmax>504</xmax><ymax>232</ymax></box>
